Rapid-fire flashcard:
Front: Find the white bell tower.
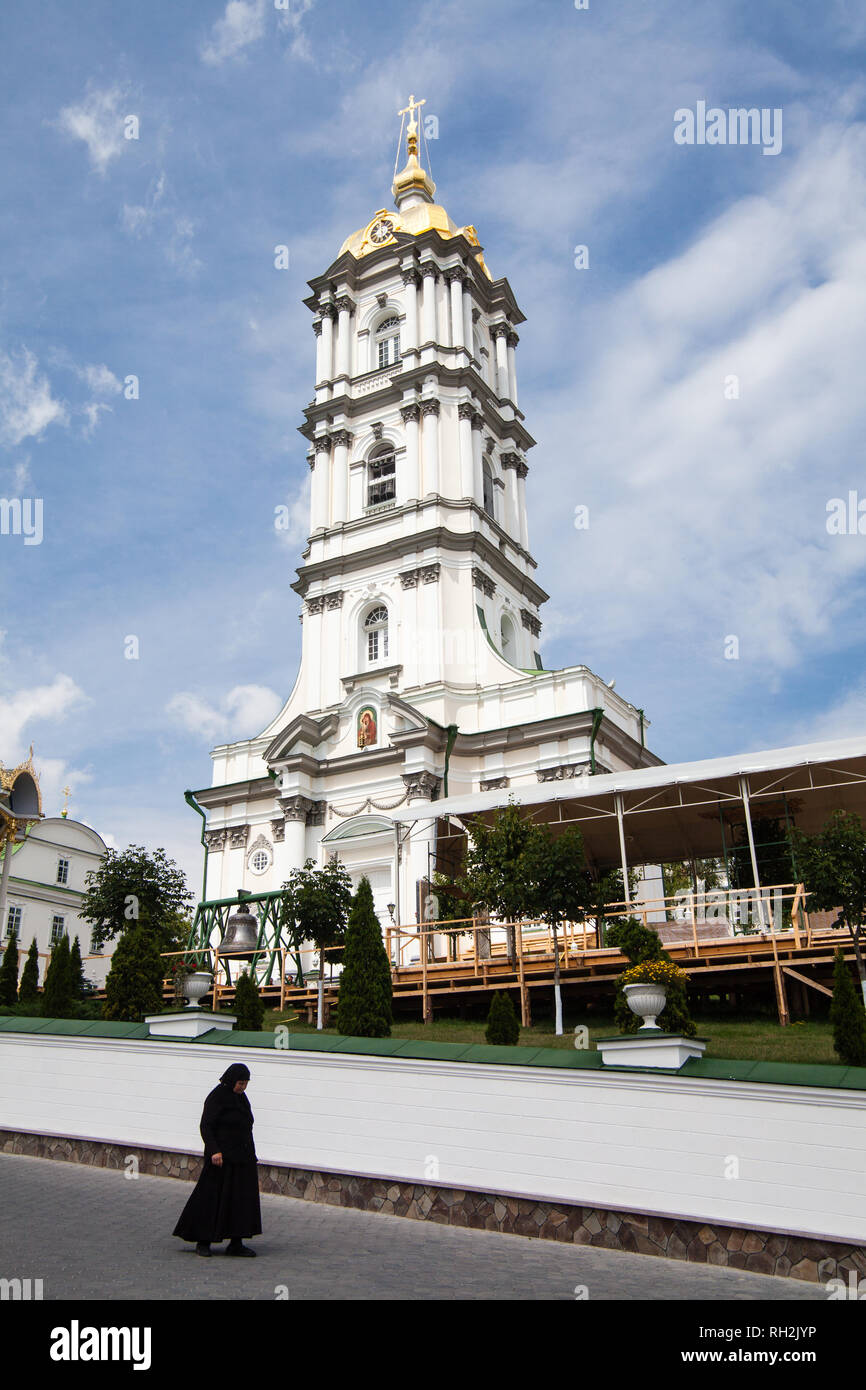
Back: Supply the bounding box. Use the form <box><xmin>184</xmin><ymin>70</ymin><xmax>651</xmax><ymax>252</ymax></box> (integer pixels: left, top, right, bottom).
<box><xmin>197</xmin><ymin>99</ymin><xmax>659</xmax><ymax>929</ymax></box>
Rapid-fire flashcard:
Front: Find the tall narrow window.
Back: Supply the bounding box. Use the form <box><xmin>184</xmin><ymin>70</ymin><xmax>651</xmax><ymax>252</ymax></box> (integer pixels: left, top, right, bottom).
<box><xmin>365</xmin><ymin>606</ymin><xmax>389</xmax><ymax>665</ymax></box>
<box><xmin>500</xmin><ymin>613</ymin><xmax>516</xmax><ymax>663</ymax></box>
<box><xmin>6</xmin><ymin>905</ymin><xmax>21</xmax><ymax>938</ymax></box>
<box><xmin>51</xmin><ymin>915</ymin><xmax>65</xmax><ymax>944</ymax></box>
<box><xmin>375</xmin><ymin>316</ymin><xmax>401</xmax><ymax>369</ymax></box>
<box><xmin>367</xmin><ymin>448</ymin><xmax>396</xmax><ymax>507</ymax></box>
<box><xmin>482</xmin><ymin>462</ymin><xmax>495</xmax><ymax>520</ymax></box>
<box><xmin>57</xmin><ymin>857</ymin><xmax>69</xmax><ymax>885</ymax></box>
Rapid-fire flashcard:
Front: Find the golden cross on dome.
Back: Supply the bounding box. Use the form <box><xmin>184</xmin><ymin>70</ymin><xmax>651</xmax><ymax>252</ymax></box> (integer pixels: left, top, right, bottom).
<box><xmin>61</xmin><ymin>785</ymin><xmax>71</xmax><ymax>818</ymax></box>
<box><xmin>398</xmin><ymin>93</ymin><xmax>426</xmax><ymax>161</ymax></box>
<box><xmin>398</xmin><ymin>94</ymin><xmax>426</xmax><ymax>129</ymax></box>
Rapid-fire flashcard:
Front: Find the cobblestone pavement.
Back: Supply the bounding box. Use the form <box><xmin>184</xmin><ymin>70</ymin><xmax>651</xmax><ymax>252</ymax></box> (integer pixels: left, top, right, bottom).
<box><xmin>1</xmin><ymin>1155</ymin><xmax>826</xmax><ymax>1301</ymax></box>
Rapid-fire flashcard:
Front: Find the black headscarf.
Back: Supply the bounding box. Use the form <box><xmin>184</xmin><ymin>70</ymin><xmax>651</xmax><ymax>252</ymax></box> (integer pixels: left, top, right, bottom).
<box><xmin>219</xmin><ymin>1063</ymin><xmax>251</xmax><ymax>1088</ymax></box>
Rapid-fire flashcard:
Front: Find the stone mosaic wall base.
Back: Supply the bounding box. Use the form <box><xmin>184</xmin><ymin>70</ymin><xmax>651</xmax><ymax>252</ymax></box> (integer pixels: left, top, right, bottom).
<box><xmin>2</xmin><ymin>1128</ymin><xmax>863</xmax><ymax>1286</ymax></box>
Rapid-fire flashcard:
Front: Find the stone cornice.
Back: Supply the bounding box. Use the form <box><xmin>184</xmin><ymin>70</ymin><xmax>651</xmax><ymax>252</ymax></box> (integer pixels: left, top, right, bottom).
<box><xmin>298</xmin><ymin>361</ymin><xmax>535</xmax><ymax>456</ymax></box>
<box><xmin>265</xmin><ymin>712</ymin><xmax>340</xmax><ymax>764</ymax></box>
<box><xmin>293</xmin><ymin>521</ymin><xmax>548</xmax><ymax>606</ymax></box>
<box><xmin>189</xmin><ymin>777</ymin><xmax>275</xmax><ymax>810</ymax></box>
<box><xmin>302</xmin><ymin>228</ymin><xmax>526</xmax><ymax>326</ymax></box>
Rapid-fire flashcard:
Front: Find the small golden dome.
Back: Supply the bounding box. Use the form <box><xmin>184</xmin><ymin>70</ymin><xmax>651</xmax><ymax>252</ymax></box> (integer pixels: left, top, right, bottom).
<box><xmin>337</xmin><ymin>96</ymin><xmax>492</xmax><ymax>279</ymax></box>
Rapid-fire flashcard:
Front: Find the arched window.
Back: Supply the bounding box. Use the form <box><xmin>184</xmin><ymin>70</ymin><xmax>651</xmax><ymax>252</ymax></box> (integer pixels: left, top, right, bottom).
<box><xmin>375</xmin><ymin>315</ymin><xmax>401</xmax><ymax>369</ymax></box>
<box><xmin>367</xmin><ymin>446</ymin><xmax>396</xmax><ymax>507</ymax></box>
<box><xmin>500</xmin><ymin>613</ymin><xmax>516</xmax><ymax>663</ymax></box>
<box><xmin>482</xmin><ymin>461</ymin><xmax>495</xmax><ymax>520</ymax></box>
<box><xmin>364</xmin><ymin>605</ymin><xmax>389</xmax><ymax>664</ymax></box>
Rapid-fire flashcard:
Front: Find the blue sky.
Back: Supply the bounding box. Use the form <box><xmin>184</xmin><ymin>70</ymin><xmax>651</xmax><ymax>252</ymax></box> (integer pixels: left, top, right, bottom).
<box><xmin>1</xmin><ymin>0</ymin><xmax>865</xmax><ymax>891</ymax></box>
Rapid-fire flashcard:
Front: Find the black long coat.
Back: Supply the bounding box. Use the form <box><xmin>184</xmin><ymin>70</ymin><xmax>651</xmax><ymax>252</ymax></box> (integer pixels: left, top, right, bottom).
<box><xmin>173</xmin><ymin>1083</ymin><xmax>262</xmax><ymax>1243</ymax></box>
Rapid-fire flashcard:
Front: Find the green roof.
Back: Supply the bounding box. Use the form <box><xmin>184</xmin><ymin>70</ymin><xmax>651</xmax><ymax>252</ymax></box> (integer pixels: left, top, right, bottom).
<box><xmin>1</xmin><ymin>1015</ymin><xmax>865</xmax><ymax>1091</ymax></box>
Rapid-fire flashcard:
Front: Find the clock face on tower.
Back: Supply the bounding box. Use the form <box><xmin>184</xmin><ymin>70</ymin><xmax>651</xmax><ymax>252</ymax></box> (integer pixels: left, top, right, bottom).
<box><xmin>368</xmin><ymin>218</ymin><xmax>395</xmax><ymax>245</ymax></box>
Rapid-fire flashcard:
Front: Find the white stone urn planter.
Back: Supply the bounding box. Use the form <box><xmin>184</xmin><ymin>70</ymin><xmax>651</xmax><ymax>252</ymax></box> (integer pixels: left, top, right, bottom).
<box><xmin>623</xmin><ymin>981</ymin><xmax>667</xmax><ymax>1030</ymax></box>
<box><xmin>182</xmin><ymin>970</ymin><xmax>213</xmax><ymax>1010</ymax></box>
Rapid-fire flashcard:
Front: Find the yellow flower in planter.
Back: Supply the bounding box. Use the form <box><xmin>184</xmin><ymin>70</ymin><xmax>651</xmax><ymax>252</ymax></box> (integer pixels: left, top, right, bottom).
<box><xmin>621</xmin><ymin>960</ymin><xmax>687</xmax><ymax>988</ymax></box>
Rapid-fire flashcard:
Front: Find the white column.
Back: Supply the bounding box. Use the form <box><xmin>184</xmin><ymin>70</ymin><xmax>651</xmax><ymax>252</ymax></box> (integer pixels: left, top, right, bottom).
<box><xmin>421</xmin><ymin>264</ymin><xmax>438</xmax><ymax>345</ymax></box>
<box><xmin>516</xmin><ymin>461</ymin><xmax>529</xmax><ymax>549</ymax></box>
<box><xmin>401</xmin><ymin>269</ymin><xmax>419</xmax><ymax>356</ymax></box>
<box><xmin>448</xmin><ymin>270</ymin><xmax>465</xmax><ymax>350</ymax></box>
<box><xmin>502</xmin><ymin>461</ymin><xmax>520</xmax><ymax>539</ymax></box>
<box><xmin>507</xmin><ymin>331</ymin><xmax>519</xmax><ymax>407</ymax></box>
<box><xmin>437</xmin><ymin>274</ymin><xmax>451</xmax><ymax>348</ymax></box>
<box><xmin>320</xmin><ymin>307</ymin><xmax>334</xmax><ymax>382</ymax></box>
<box><xmin>420</xmin><ymin>400</ymin><xmax>440</xmax><ymax>495</ymax></box>
<box><xmin>614</xmin><ymin>794</ymin><xmax>630</xmax><ymax>906</ymax></box>
<box><xmin>471</xmin><ymin>413</ymin><xmax>484</xmax><ymax>505</ymax></box>
<box><xmin>493</xmin><ymin>324</ymin><xmax>510</xmax><ymax>399</ymax></box>
<box><xmin>314</xmin><ymin>319</ymin><xmax>325</xmax><ymax>384</ymax></box>
<box><xmin>401</xmin><ymin>403</ymin><xmax>421</xmax><ymax>500</ymax></box>
<box><xmin>282</xmin><ymin>801</ymin><xmax>309</xmax><ymax>874</ymax></box>
<box><xmin>311</xmin><ymin>436</ymin><xmax>331</xmax><ymax>530</ymax></box>
<box><xmin>335</xmin><ymin>295</ymin><xmax>353</xmax><ymax>380</ymax></box>
<box><xmin>463</xmin><ymin>287</ymin><xmax>474</xmax><ymax>359</ymax></box>
<box><xmin>738</xmin><ymin>776</ymin><xmax>767</xmax><ymax>930</ymax></box>
<box><xmin>458</xmin><ymin>402</ymin><xmax>475</xmax><ymax>499</ymax></box>
<box><xmin>331</xmin><ymin>429</ymin><xmax>351</xmax><ymax>524</ymax></box>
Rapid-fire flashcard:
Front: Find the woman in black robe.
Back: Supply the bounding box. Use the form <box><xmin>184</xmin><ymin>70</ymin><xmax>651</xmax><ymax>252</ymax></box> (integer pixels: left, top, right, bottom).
<box><xmin>173</xmin><ymin>1063</ymin><xmax>262</xmax><ymax>1257</ymax></box>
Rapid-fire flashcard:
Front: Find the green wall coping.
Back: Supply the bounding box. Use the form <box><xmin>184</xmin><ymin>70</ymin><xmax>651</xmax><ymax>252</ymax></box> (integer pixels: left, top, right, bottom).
<box><xmin>1</xmin><ymin>1015</ymin><xmax>866</xmax><ymax>1091</ymax></box>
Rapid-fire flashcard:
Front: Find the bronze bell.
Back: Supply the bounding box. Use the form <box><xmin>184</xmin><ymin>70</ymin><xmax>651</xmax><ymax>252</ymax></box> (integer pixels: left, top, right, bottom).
<box><xmin>221</xmin><ymin>904</ymin><xmax>259</xmax><ymax>958</ymax></box>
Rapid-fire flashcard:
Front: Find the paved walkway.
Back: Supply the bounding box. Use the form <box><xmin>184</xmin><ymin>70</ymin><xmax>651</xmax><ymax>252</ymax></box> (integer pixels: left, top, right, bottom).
<box><xmin>1</xmin><ymin>1154</ymin><xmax>825</xmax><ymax>1301</ymax></box>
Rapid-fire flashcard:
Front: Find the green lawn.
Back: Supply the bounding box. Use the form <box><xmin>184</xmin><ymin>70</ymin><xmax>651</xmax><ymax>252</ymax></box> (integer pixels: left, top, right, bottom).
<box><xmin>264</xmin><ymin>1009</ymin><xmax>838</xmax><ymax>1066</ymax></box>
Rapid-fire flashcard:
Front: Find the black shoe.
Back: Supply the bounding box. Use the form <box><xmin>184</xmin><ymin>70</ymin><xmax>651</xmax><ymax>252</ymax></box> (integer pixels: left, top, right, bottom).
<box><xmin>195</xmin><ymin>1242</ymin><xmax>212</xmax><ymax>1257</ymax></box>
<box><xmin>225</xmin><ymin>1241</ymin><xmax>256</xmax><ymax>1257</ymax></box>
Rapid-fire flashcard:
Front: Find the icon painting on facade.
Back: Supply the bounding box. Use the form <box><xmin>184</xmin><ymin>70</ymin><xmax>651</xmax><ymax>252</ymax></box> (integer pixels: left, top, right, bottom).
<box><xmin>358</xmin><ymin>707</ymin><xmax>378</xmax><ymax>748</ymax></box>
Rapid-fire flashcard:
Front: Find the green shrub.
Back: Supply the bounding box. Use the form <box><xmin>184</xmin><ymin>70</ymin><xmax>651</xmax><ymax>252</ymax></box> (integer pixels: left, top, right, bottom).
<box><xmin>18</xmin><ymin>938</ymin><xmax>40</xmax><ymax>1007</ymax></box>
<box><xmin>335</xmin><ymin>878</ymin><xmax>392</xmax><ymax>1038</ymax></box>
<box><xmin>0</xmin><ymin>934</ymin><xmax>20</xmax><ymax>1006</ymax></box>
<box><xmin>830</xmin><ymin>949</ymin><xmax>866</xmax><ymax>1067</ymax></box>
<box><xmin>103</xmin><ymin>924</ymin><xmax>164</xmax><ymax>1022</ymax></box>
<box><xmin>42</xmin><ymin>935</ymin><xmax>75</xmax><ymax>1018</ymax></box>
<box><xmin>233</xmin><ymin>970</ymin><xmax>264</xmax><ymax>1031</ymax></box>
<box><xmin>485</xmin><ymin>991</ymin><xmax>519</xmax><ymax>1045</ymax></box>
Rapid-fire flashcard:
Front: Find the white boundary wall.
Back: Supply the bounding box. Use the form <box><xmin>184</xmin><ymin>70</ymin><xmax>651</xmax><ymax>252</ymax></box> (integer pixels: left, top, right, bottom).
<box><xmin>1</xmin><ymin>1034</ymin><xmax>864</xmax><ymax>1244</ymax></box>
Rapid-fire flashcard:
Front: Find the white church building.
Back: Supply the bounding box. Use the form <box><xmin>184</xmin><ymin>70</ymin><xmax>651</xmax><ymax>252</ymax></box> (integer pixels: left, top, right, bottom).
<box><xmin>193</xmin><ymin>100</ymin><xmax>662</xmax><ymax>930</ymax></box>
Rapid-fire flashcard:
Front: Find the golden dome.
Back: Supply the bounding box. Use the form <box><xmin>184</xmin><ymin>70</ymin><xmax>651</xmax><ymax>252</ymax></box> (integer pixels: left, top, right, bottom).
<box><xmin>337</xmin><ymin>96</ymin><xmax>492</xmax><ymax>279</ymax></box>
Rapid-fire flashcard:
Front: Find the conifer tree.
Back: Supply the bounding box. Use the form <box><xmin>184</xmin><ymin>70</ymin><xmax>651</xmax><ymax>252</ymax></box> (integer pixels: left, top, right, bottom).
<box><xmin>42</xmin><ymin>935</ymin><xmax>75</xmax><ymax>1018</ymax></box>
<box><xmin>335</xmin><ymin>877</ymin><xmax>392</xmax><ymax>1038</ymax></box>
<box><xmin>485</xmin><ymin>990</ymin><xmax>519</xmax><ymax>1045</ymax></box>
<box><xmin>18</xmin><ymin>938</ymin><xmax>40</xmax><ymax>1008</ymax></box>
<box><xmin>103</xmin><ymin>923</ymin><xmax>164</xmax><ymax>1022</ymax></box>
<box><xmin>70</xmin><ymin>936</ymin><xmax>88</xmax><ymax>1000</ymax></box>
<box><xmin>0</xmin><ymin>932</ymin><xmax>20</xmax><ymax>1006</ymax></box>
<box><xmin>830</xmin><ymin>949</ymin><xmax>866</xmax><ymax>1067</ymax></box>
<box><xmin>233</xmin><ymin>969</ymin><xmax>264</xmax><ymax>1031</ymax></box>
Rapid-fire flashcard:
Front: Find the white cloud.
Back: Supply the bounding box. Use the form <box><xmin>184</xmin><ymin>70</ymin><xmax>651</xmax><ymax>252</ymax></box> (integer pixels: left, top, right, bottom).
<box><xmin>0</xmin><ymin>347</ymin><xmax>68</xmax><ymax>448</ymax></box>
<box><xmin>0</xmin><ymin>674</ymin><xmax>88</xmax><ymax>762</ymax></box>
<box><xmin>122</xmin><ymin>172</ymin><xmax>166</xmax><ymax>237</ymax></box>
<box><xmin>530</xmin><ymin>120</ymin><xmax>866</xmax><ymax>685</ymax></box>
<box><xmin>789</xmin><ymin>684</ymin><xmax>866</xmax><ymax>745</ymax></box>
<box><xmin>56</xmin><ymin>86</ymin><xmax>129</xmax><ymax>175</ymax></box>
<box><xmin>277</xmin><ymin>0</ymin><xmax>316</xmax><ymax>62</ymax></box>
<box><xmin>201</xmin><ymin>0</ymin><xmax>267</xmax><ymax>66</ymax></box>
<box><xmin>80</xmin><ymin>401</ymin><xmax>113</xmax><ymax>438</ymax></box>
<box><xmin>122</xmin><ymin>173</ymin><xmax>202</xmax><ymax>277</ymax></box>
<box><xmin>166</xmin><ymin>684</ymin><xmax>283</xmax><ymax>743</ymax></box>
<box><xmin>80</xmin><ymin>364</ymin><xmax>122</xmax><ymax>397</ymax></box>
<box><xmin>30</xmin><ymin>758</ymin><xmax>94</xmax><ymax>821</ymax></box>
<box><xmin>275</xmin><ymin>473</ymin><xmax>311</xmax><ymax>549</ymax></box>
